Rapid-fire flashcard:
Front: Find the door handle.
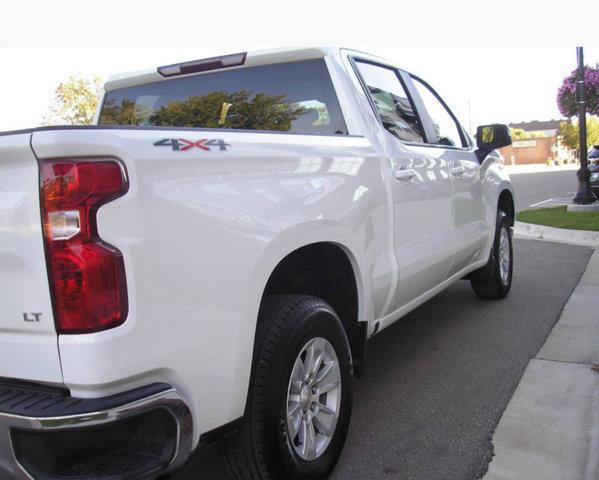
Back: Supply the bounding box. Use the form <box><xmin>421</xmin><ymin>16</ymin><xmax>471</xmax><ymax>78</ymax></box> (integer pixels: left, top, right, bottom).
<box><xmin>450</xmin><ymin>165</ymin><xmax>465</xmax><ymax>177</ymax></box>
<box><xmin>394</xmin><ymin>168</ymin><xmax>416</xmax><ymax>181</ymax></box>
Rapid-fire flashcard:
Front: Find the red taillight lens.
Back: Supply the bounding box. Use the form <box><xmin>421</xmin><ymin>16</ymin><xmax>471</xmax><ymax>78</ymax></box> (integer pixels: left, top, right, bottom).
<box><xmin>40</xmin><ymin>159</ymin><xmax>129</xmax><ymax>334</ymax></box>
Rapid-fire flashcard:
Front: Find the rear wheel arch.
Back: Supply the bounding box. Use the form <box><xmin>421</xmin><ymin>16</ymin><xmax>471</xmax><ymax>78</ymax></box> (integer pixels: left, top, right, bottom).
<box><xmin>225</xmin><ymin>294</ymin><xmax>354</xmax><ymax>480</ymax></box>
<box><xmin>257</xmin><ymin>242</ymin><xmax>365</xmax><ymax>378</ymax></box>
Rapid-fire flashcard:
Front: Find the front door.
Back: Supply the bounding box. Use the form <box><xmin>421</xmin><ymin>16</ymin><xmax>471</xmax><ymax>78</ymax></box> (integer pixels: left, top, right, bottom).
<box><xmin>409</xmin><ymin>75</ymin><xmax>490</xmax><ymax>275</ymax></box>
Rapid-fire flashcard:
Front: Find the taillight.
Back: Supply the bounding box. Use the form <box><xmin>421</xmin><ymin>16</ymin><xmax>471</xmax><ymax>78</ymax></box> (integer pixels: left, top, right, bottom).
<box><xmin>39</xmin><ymin>159</ymin><xmax>129</xmax><ymax>334</ymax></box>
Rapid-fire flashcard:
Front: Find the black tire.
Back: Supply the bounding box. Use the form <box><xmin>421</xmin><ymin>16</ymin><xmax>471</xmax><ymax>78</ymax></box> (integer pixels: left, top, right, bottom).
<box><xmin>223</xmin><ymin>295</ymin><xmax>353</xmax><ymax>480</ymax></box>
<box><xmin>470</xmin><ymin>211</ymin><xmax>513</xmax><ymax>300</ymax></box>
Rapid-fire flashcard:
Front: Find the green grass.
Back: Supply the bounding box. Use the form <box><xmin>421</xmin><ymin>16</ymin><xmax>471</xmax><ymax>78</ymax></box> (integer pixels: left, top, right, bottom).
<box><xmin>516</xmin><ymin>206</ymin><xmax>599</xmax><ymax>231</ymax></box>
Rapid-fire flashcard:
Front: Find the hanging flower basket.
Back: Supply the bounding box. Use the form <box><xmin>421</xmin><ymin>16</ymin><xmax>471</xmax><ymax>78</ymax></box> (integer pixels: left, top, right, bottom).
<box><xmin>557</xmin><ymin>65</ymin><xmax>599</xmax><ymax>117</ymax></box>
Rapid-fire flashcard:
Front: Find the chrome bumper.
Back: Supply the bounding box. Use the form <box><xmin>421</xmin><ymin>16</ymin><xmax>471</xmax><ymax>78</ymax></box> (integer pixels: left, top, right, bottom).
<box><xmin>0</xmin><ymin>383</ymin><xmax>193</xmax><ymax>479</ymax></box>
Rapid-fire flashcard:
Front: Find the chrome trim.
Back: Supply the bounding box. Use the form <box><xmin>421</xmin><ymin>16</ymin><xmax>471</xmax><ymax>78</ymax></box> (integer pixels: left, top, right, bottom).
<box><xmin>0</xmin><ymin>388</ymin><xmax>192</xmax><ymax>480</ymax></box>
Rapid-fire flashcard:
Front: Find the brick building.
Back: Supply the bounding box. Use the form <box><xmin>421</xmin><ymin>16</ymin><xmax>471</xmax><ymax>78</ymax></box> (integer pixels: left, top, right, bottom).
<box><xmin>500</xmin><ymin>119</ymin><xmax>566</xmax><ymax>165</ymax></box>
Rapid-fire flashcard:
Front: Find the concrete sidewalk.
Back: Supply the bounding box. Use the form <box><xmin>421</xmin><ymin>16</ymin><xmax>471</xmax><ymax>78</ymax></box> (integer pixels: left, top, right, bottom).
<box><xmin>483</xmin><ymin>250</ymin><xmax>599</xmax><ymax>480</ymax></box>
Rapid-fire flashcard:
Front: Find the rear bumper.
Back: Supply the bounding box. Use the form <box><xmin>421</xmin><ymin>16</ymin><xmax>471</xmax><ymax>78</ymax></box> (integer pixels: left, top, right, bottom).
<box><xmin>0</xmin><ymin>382</ymin><xmax>192</xmax><ymax>479</ymax></box>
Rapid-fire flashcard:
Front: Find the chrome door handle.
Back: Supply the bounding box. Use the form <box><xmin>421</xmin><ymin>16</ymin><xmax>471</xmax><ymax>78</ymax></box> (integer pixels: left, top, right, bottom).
<box><xmin>450</xmin><ymin>165</ymin><xmax>465</xmax><ymax>177</ymax></box>
<box><xmin>394</xmin><ymin>168</ymin><xmax>416</xmax><ymax>181</ymax></box>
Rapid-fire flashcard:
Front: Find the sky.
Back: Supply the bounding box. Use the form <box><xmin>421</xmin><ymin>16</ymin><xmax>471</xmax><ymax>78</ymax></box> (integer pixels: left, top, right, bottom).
<box><xmin>1</xmin><ymin>46</ymin><xmax>598</xmax><ymax>134</ymax></box>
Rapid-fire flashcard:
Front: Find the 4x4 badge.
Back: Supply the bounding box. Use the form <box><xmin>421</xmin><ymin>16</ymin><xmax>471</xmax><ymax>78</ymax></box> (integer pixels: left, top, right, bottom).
<box><xmin>154</xmin><ymin>138</ymin><xmax>230</xmax><ymax>152</ymax></box>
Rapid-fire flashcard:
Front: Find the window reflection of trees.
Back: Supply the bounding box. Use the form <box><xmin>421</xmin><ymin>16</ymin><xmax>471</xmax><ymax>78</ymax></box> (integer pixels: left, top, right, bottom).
<box><xmin>100</xmin><ymin>91</ymin><xmax>309</xmax><ymax>131</ymax></box>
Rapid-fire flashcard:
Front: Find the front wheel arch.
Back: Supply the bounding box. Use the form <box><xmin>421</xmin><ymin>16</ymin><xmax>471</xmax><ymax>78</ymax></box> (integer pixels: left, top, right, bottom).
<box><xmin>498</xmin><ymin>189</ymin><xmax>515</xmax><ymax>226</ymax></box>
<box><xmin>469</xmin><ymin>210</ymin><xmax>513</xmax><ymax>299</ymax></box>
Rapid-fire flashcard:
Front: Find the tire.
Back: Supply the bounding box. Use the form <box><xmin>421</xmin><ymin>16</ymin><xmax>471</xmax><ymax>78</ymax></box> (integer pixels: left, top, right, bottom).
<box><xmin>470</xmin><ymin>211</ymin><xmax>513</xmax><ymax>300</ymax></box>
<box><xmin>224</xmin><ymin>295</ymin><xmax>353</xmax><ymax>480</ymax></box>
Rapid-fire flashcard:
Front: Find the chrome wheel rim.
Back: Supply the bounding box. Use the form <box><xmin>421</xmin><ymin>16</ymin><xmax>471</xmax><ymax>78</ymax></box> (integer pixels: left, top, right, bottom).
<box><xmin>499</xmin><ymin>226</ymin><xmax>511</xmax><ymax>284</ymax></box>
<box><xmin>286</xmin><ymin>337</ymin><xmax>341</xmax><ymax>461</ymax></box>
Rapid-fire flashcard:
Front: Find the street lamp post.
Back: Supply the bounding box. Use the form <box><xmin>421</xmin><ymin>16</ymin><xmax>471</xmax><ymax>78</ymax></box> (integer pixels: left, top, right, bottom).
<box><xmin>572</xmin><ymin>46</ymin><xmax>596</xmax><ymax>205</ymax></box>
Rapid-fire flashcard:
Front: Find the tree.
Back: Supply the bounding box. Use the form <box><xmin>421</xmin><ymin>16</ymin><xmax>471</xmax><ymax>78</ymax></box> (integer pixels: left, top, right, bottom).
<box><xmin>43</xmin><ymin>75</ymin><xmax>103</xmax><ymax>126</ymax></box>
<box><xmin>556</xmin><ymin>65</ymin><xmax>599</xmax><ymax>117</ymax></box>
<box><xmin>510</xmin><ymin>128</ymin><xmax>545</xmax><ymax>140</ymax></box>
<box><xmin>558</xmin><ymin>117</ymin><xmax>599</xmax><ymax>152</ymax></box>
<box><xmin>510</xmin><ymin>128</ymin><xmax>527</xmax><ymax>140</ymax></box>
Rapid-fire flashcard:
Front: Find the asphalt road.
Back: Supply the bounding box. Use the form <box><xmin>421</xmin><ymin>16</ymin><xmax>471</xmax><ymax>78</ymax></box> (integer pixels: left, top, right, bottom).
<box><xmin>171</xmin><ymin>239</ymin><xmax>592</xmax><ymax>480</ymax></box>
<box><xmin>510</xmin><ymin>170</ymin><xmax>576</xmax><ymax>211</ymax></box>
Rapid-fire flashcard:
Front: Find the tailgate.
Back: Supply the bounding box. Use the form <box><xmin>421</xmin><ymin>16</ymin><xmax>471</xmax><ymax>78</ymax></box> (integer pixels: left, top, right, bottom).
<box><xmin>0</xmin><ymin>132</ymin><xmax>62</xmax><ymax>384</ymax></box>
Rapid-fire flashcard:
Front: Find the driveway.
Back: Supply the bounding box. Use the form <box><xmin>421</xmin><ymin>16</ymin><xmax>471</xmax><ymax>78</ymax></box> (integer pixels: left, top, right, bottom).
<box><xmin>171</xmin><ymin>238</ymin><xmax>592</xmax><ymax>480</ymax></box>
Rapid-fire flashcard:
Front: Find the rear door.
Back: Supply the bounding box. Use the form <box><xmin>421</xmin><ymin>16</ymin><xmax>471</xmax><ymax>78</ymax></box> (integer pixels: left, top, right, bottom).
<box><xmin>408</xmin><ymin>75</ymin><xmax>490</xmax><ymax>275</ymax></box>
<box><xmin>0</xmin><ymin>132</ymin><xmax>63</xmax><ymax>383</ymax></box>
<box><xmin>352</xmin><ymin>59</ymin><xmax>455</xmax><ymax>307</ymax></box>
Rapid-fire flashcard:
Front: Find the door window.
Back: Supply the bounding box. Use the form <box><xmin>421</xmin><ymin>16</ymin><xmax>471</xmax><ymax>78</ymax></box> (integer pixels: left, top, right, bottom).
<box><xmin>354</xmin><ymin>61</ymin><xmax>425</xmax><ymax>143</ymax></box>
<box><xmin>411</xmin><ymin>76</ymin><xmax>467</xmax><ymax>148</ymax></box>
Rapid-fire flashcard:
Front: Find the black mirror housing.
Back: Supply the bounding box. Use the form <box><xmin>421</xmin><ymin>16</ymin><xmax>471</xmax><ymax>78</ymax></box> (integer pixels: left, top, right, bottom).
<box><xmin>475</xmin><ymin>124</ymin><xmax>512</xmax><ymax>163</ymax></box>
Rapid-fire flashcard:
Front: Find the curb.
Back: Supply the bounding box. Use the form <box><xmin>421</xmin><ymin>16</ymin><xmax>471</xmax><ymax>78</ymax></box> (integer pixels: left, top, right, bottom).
<box><xmin>514</xmin><ymin>221</ymin><xmax>599</xmax><ymax>248</ymax></box>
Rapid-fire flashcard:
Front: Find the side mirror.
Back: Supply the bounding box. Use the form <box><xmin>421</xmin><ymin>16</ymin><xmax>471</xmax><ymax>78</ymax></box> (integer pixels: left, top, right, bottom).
<box><xmin>475</xmin><ymin>124</ymin><xmax>512</xmax><ymax>163</ymax></box>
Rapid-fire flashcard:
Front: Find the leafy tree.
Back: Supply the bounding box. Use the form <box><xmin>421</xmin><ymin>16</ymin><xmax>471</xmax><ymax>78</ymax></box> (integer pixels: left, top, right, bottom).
<box><xmin>43</xmin><ymin>76</ymin><xmax>103</xmax><ymax>125</ymax></box>
<box><xmin>556</xmin><ymin>65</ymin><xmax>599</xmax><ymax>117</ymax></box>
<box><xmin>558</xmin><ymin>117</ymin><xmax>599</xmax><ymax>152</ymax></box>
<box><xmin>510</xmin><ymin>128</ymin><xmax>528</xmax><ymax>140</ymax></box>
<box><xmin>510</xmin><ymin>128</ymin><xmax>547</xmax><ymax>140</ymax></box>
<box><xmin>509</xmin><ymin>128</ymin><xmax>546</xmax><ymax>140</ymax></box>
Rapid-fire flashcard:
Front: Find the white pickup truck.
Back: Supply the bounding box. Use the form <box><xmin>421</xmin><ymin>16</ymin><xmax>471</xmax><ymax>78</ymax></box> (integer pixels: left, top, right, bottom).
<box><xmin>0</xmin><ymin>47</ymin><xmax>514</xmax><ymax>480</ymax></box>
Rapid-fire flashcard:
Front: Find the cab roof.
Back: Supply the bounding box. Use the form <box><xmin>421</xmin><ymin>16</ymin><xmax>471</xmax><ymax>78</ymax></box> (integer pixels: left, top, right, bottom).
<box><xmin>104</xmin><ymin>47</ymin><xmax>335</xmax><ymax>92</ymax></box>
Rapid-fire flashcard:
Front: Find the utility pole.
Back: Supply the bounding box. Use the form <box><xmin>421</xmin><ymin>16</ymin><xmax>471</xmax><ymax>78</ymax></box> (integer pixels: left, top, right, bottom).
<box><xmin>572</xmin><ymin>46</ymin><xmax>596</xmax><ymax>205</ymax></box>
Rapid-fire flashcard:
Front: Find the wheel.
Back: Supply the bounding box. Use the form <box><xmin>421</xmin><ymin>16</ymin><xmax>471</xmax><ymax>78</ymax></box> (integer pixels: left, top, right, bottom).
<box><xmin>470</xmin><ymin>211</ymin><xmax>513</xmax><ymax>300</ymax></box>
<box><xmin>224</xmin><ymin>295</ymin><xmax>353</xmax><ymax>480</ymax></box>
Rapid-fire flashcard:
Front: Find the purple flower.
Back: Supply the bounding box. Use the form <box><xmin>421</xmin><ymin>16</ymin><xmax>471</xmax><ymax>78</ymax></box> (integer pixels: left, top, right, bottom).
<box><xmin>557</xmin><ymin>64</ymin><xmax>599</xmax><ymax>117</ymax></box>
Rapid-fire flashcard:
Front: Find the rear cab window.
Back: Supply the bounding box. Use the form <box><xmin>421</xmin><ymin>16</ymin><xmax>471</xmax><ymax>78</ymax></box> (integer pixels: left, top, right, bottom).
<box><xmin>99</xmin><ymin>59</ymin><xmax>348</xmax><ymax>135</ymax></box>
